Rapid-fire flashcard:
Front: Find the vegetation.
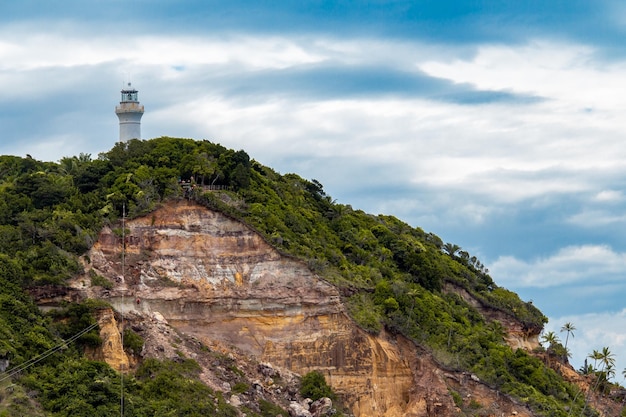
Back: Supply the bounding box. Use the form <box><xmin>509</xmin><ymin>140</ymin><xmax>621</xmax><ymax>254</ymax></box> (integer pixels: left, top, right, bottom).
<box><xmin>21</xmin><ymin>358</ymin><xmax>239</xmax><ymax>416</ymax></box>
<box><xmin>0</xmin><ymin>137</ymin><xmax>621</xmax><ymax>416</ymax></box>
<box><xmin>300</xmin><ymin>371</ymin><xmax>335</xmax><ymax>402</ymax></box>
<box><xmin>299</xmin><ymin>371</ymin><xmax>346</xmax><ymax>415</ymax></box>
<box><xmin>122</xmin><ymin>328</ymin><xmax>144</xmax><ymax>355</ymax></box>
<box><xmin>258</xmin><ymin>399</ymin><xmax>289</xmax><ymax>417</ymax></box>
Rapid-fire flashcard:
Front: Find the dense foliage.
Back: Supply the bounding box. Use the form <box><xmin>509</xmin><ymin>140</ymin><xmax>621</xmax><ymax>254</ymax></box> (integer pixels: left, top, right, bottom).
<box><xmin>21</xmin><ymin>358</ymin><xmax>238</xmax><ymax>417</ymax></box>
<box><xmin>300</xmin><ymin>371</ymin><xmax>335</xmax><ymax>402</ymax></box>
<box><xmin>0</xmin><ymin>137</ymin><xmax>613</xmax><ymax>416</ymax></box>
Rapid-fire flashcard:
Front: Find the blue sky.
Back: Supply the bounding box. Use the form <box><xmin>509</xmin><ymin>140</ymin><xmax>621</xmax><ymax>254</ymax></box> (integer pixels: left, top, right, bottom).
<box><xmin>1</xmin><ymin>0</ymin><xmax>626</xmax><ymax>377</ymax></box>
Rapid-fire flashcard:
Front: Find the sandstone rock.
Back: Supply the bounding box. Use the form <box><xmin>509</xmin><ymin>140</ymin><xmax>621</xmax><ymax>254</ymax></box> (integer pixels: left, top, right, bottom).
<box><xmin>229</xmin><ymin>394</ymin><xmax>241</xmax><ymax>407</ymax></box>
<box><xmin>289</xmin><ymin>401</ymin><xmax>313</xmax><ymax>417</ymax></box>
<box><xmin>72</xmin><ymin>201</ymin><xmax>537</xmax><ymax>417</ymax></box>
<box><xmin>259</xmin><ymin>362</ymin><xmax>280</xmax><ymax>378</ymax></box>
<box><xmin>286</xmin><ymin>386</ymin><xmax>298</xmax><ymax>400</ymax></box>
<box><xmin>152</xmin><ymin>311</ymin><xmax>167</xmax><ymax>323</ymax></box>
<box><xmin>84</xmin><ymin>308</ymin><xmax>129</xmax><ymax>372</ymax></box>
<box><xmin>252</xmin><ymin>381</ymin><xmax>263</xmax><ymax>393</ymax></box>
<box><xmin>310</xmin><ymin>397</ymin><xmax>333</xmax><ymax>417</ymax></box>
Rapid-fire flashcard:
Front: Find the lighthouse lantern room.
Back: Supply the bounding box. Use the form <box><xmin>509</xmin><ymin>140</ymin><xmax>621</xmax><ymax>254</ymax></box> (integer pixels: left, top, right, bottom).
<box><xmin>115</xmin><ymin>83</ymin><xmax>144</xmax><ymax>142</ymax></box>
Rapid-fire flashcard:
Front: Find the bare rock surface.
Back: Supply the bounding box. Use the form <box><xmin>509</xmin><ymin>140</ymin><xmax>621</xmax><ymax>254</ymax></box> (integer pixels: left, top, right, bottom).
<box><xmin>63</xmin><ymin>200</ymin><xmax>537</xmax><ymax>417</ymax></box>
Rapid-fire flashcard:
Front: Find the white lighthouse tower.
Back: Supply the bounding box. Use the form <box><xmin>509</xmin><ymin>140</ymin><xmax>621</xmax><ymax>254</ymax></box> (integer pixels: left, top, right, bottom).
<box><xmin>115</xmin><ymin>83</ymin><xmax>144</xmax><ymax>142</ymax></box>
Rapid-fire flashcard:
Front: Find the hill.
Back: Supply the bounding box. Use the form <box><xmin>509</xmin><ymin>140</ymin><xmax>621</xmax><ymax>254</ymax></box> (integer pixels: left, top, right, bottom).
<box><xmin>0</xmin><ymin>137</ymin><xmax>622</xmax><ymax>416</ymax></box>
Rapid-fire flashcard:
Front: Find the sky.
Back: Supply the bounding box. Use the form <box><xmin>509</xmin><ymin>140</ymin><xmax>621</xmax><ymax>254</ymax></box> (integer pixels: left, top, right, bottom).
<box><xmin>1</xmin><ymin>0</ymin><xmax>626</xmax><ymax>378</ymax></box>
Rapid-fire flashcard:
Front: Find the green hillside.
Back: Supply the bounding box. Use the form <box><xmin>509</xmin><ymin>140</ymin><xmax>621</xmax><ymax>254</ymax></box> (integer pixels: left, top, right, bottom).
<box><xmin>0</xmin><ymin>137</ymin><xmax>615</xmax><ymax>416</ymax></box>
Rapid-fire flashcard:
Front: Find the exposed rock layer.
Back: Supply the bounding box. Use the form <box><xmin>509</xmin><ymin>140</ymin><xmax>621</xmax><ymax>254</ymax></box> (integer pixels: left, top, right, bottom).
<box><xmin>71</xmin><ymin>201</ymin><xmax>533</xmax><ymax>416</ymax></box>
<box><xmin>84</xmin><ymin>308</ymin><xmax>130</xmax><ymax>372</ymax></box>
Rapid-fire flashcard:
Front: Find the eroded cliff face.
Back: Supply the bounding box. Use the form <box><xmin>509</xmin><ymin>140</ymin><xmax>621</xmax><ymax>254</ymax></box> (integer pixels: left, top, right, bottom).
<box><xmin>69</xmin><ymin>201</ymin><xmax>533</xmax><ymax>417</ymax></box>
<box><xmin>84</xmin><ymin>308</ymin><xmax>130</xmax><ymax>372</ymax></box>
<box><xmin>444</xmin><ymin>283</ymin><xmax>541</xmax><ymax>351</ymax></box>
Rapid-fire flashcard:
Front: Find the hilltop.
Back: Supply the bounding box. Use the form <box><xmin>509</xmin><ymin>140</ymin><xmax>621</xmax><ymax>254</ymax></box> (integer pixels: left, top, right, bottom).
<box><xmin>0</xmin><ymin>137</ymin><xmax>622</xmax><ymax>416</ymax></box>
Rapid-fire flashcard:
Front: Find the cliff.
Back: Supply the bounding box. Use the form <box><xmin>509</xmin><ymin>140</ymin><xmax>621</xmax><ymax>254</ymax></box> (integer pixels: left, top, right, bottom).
<box><xmin>59</xmin><ymin>200</ymin><xmax>535</xmax><ymax>416</ymax></box>
<box><xmin>443</xmin><ymin>284</ymin><xmax>541</xmax><ymax>352</ymax></box>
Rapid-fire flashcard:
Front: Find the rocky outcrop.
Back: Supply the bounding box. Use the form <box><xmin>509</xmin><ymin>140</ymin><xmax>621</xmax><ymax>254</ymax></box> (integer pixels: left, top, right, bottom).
<box><xmin>84</xmin><ymin>308</ymin><xmax>130</xmax><ymax>372</ymax></box>
<box><xmin>68</xmin><ymin>200</ymin><xmax>533</xmax><ymax>417</ymax></box>
<box><xmin>444</xmin><ymin>283</ymin><xmax>541</xmax><ymax>351</ymax></box>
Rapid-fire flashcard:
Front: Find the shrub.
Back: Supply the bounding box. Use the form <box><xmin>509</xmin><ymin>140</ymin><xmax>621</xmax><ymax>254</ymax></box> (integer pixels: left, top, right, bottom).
<box><xmin>89</xmin><ymin>270</ymin><xmax>113</xmax><ymax>289</ymax></box>
<box><xmin>122</xmin><ymin>328</ymin><xmax>144</xmax><ymax>354</ymax></box>
<box><xmin>450</xmin><ymin>390</ymin><xmax>463</xmax><ymax>408</ymax></box>
<box><xmin>259</xmin><ymin>399</ymin><xmax>288</xmax><ymax>417</ymax></box>
<box><xmin>231</xmin><ymin>382</ymin><xmax>248</xmax><ymax>394</ymax></box>
<box><xmin>383</xmin><ymin>296</ymin><xmax>399</xmax><ymax>313</ymax></box>
<box><xmin>300</xmin><ymin>371</ymin><xmax>334</xmax><ymax>402</ymax></box>
<box><xmin>469</xmin><ymin>399</ymin><xmax>482</xmax><ymax>409</ymax></box>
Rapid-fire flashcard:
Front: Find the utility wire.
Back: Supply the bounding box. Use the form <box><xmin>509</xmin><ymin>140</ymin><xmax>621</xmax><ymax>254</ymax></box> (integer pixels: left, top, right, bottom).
<box><xmin>0</xmin><ymin>321</ymin><xmax>100</xmax><ymax>383</ymax></box>
<box><xmin>0</xmin><ymin>208</ymin><xmax>130</xmax><ymax>416</ymax></box>
<box><xmin>121</xmin><ymin>203</ymin><xmax>126</xmax><ymax>417</ymax></box>
<box><xmin>2</xmin><ymin>205</ymin><xmax>130</xmax><ymax>412</ymax></box>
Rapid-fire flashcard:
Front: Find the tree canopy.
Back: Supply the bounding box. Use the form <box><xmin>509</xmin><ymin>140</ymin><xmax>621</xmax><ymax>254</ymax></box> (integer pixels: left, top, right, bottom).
<box><xmin>0</xmin><ymin>137</ymin><xmax>613</xmax><ymax>416</ymax></box>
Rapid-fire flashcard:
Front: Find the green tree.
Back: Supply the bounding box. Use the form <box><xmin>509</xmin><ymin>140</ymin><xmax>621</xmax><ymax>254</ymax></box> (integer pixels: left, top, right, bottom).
<box><xmin>193</xmin><ymin>152</ymin><xmax>218</xmax><ymax>185</ymax></box>
<box><xmin>560</xmin><ymin>322</ymin><xmax>575</xmax><ymax>362</ymax></box>
<box><xmin>582</xmin><ymin>346</ymin><xmax>616</xmax><ymax>415</ymax></box>
<box><xmin>442</xmin><ymin>242</ymin><xmax>461</xmax><ymax>257</ymax></box>
<box><xmin>15</xmin><ymin>171</ymin><xmax>73</xmax><ymax>209</ymax></box>
<box><xmin>541</xmin><ymin>331</ymin><xmax>559</xmax><ymax>348</ymax></box>
<box><xmin>300</xmin><ymin>371</ymin><xmax>335</xmax><ymax>402</ymax></box>
<box><xmin>0</xmin><ymin>139</ymin><xmax>595</xmax><ymax>417</ymax></box>
<box><xmin>598</xmin><ymin>346</ymin><xmax>615</xmax><ymax>373</ymax></box>
<box><xmin>560</xmin><ymin>322</ymin><xmax>575</xmax><ymax>350</ymax></box>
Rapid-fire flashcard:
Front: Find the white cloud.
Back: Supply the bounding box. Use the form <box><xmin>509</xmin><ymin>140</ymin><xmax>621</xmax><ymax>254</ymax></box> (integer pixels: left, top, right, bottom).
<box><xmin>566</xmin><ymin>209</ymin><xmax>626</xmax><ymax>227</ymax></box>
<box><xmin>490</xmin><ymin>245</ymin><xmax>626</xmax><ymax>288</ymax></box>
<box><xmin>3</xmin><ymin>28</ymin><xmax>626</xmax><ymax>203</ymax></box>
<box><xmin>420</xmin><ymin>41</ymin><xmax>626</xmax><ymax>109</ymax></box>
<box><xmin>419</xmin><ymin>41</ymin><xmax>626</xmax><ymax>175</ymax></box>
<box><xmin>0</xmin><ymin>27</ymin><xmax>326</xmax><ymax>71</ymax></box>
<box><xmin>0</xmin><ymin>26</ymin><xmax>442</xmax><ymax>78</ymax></box>
<box><xmin>594</xmin><ymin>190</ymin><xmax>624</xmax><ymax>203</ymax></box>
<box><xmin>156</xmin><ymin>90</ymin><xmax>625</xmax><ymax>208</ymax></box>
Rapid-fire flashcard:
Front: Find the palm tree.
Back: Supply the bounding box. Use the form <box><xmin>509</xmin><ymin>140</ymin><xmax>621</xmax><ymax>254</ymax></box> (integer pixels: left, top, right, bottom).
<box><xmin>541</xmin><ymin>331</ymin><xmax>559</xmax><ymax>349</ymax></box>
<box><xmin>406</xmin><ymin>288</ymin><xmax>420</xmax><ymax>324</ymax></box>
<box><xmin>560</xmin><ymin>322</ymin><xmax>576</xmax><ymax>362</ymax></box>
<box><xmin>541</xmin><ymin>331</ymin><xmax>560</xmax><ymax>367</ymax></box>
<box><xmin>560</xmin><ymin>322</ymin><xmax>575</xmax><ymax>350</ymax></box>
<box><xmin>598</xmin><ymin>346</ymin><xmax>615</xmax><ymax>374</ymax></box>
<box><xmin>605</xmin><ymin>364</ymin><xmax>616</xmax><ymax>381</ymax></box>
<box><xmin>581</xmin><ymin>347</ymin><xmax>615</xmax><ymax>416</ymax></box>
<box><xmin>589</xmin><ymin>349</ymin><xmax>602</xmax><ymax>371</ymax></box>
<box><xmin>442</xmin><ymin>242</ymin><xmax>461</xmax><ymax>257</ymax></box>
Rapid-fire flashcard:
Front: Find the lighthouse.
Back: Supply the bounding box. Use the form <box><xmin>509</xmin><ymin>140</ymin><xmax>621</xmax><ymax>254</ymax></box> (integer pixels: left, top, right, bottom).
<box><xmin>115</xmin><ymin>83</ymin><xmax>144</xmax><ymax>142</ymax></box>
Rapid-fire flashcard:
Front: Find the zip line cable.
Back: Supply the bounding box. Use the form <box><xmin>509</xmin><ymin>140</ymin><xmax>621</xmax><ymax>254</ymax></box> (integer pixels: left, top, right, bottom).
<box><xmin>0</xmin><ymin>321</ymin><xmax>100</xmax><ymax>383</ymax></box>
<box><xmin>121</xmin><ymin>203</ymin><xmax>126</xmax><ymax>417</ymax></box>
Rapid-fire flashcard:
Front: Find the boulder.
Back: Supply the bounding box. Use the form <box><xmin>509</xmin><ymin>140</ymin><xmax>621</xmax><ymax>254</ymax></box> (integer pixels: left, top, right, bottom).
<box><xmin>289</xmin><ymin>401</ymin><xmax>313</xmax><ymax>417</ymax></box>
<box><xmin>310</xmin><ymin>397</ymin><xmax>333</xmax><ymax>417</ymax></box>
